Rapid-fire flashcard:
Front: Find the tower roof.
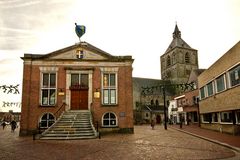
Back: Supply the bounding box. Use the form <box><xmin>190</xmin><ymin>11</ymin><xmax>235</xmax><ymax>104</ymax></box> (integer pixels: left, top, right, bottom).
<box><xmin>173</xmin><ymin>24</ymin><xmax>181</xmax><ymax>39</ymax></box>
<box><xmin>164</xmin><ymin>24</ymin><xmax>193</xmax><ymax>54</ymax></box>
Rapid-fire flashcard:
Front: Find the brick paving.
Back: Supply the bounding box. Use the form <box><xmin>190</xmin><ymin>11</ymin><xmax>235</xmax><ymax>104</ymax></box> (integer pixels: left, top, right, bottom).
<box><xmin>0</xmin><ymin>124</ymin><xmax>239</xmax><ymax>160</ymax></box>
<box><xmin>170</xmin><ymin>124</ymin><xmax>240</xmax><ymax>149</ymax></box>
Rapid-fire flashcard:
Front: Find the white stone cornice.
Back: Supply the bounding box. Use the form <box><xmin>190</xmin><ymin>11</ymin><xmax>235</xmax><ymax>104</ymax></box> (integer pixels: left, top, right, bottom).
<box><xmin>27</xmin><ymin>60</ymin><xmax>132</xmax><ymax>66</ymax></box>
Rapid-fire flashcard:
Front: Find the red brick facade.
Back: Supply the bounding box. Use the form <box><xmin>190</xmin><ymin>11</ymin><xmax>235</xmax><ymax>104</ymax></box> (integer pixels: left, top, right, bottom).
<box><xmin>20</xmin><ymin>42</ymin><xmax>134</xmax><ymax>135</ymax></box>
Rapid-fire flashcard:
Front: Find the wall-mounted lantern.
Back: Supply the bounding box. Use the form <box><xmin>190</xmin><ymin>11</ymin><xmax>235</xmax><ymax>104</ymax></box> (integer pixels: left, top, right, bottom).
<box><xmin>58</xmin><ymin>89</ymin><xmax>65</xmax><ymax>96</ymax></box>
<box><xmin>94</xmin><ymin>89</ymin><xmax>100</xmax><ymax>98</ymax></box>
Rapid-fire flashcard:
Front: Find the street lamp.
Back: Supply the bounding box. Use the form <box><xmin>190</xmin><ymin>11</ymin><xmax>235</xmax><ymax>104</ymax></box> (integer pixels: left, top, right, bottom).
<box><xmin>162</xmin><ymin>86</ymin><xmax>167</xmax><ymax>130</ymax></box>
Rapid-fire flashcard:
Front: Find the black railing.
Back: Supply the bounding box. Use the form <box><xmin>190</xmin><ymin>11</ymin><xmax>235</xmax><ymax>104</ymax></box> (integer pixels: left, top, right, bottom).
<box><xmin>96</xmin><ymin>121</ymin><xmax>101</xmax><ymax>139</ymax></box>
<box><xmin>54</xmin><ymin>102</ymin><xmax>66</xmax><ymax>118</ymax></box>
<box><xmin>33</xmin><ymin>103</ymin><xmax>66</xmax><ymax>140</ymax></box>
<box><xmin>33</xmin><ymin>122</ymin><xmax>43</xmax><ymax>140</ymax></box>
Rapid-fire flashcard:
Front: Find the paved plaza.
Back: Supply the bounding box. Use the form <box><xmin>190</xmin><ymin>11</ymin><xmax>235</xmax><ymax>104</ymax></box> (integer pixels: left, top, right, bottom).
<box><xmin>0</xmin><ymin>124</ymin><xmax>239</xmax><ymax>160</ymax></box>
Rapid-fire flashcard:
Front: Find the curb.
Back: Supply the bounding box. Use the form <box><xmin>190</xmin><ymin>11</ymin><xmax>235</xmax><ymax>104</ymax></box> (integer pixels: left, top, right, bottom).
<box><xmin>170</xmin><ymin>127</ymin><xmax>240</xmax><ymax>153</ymax></box>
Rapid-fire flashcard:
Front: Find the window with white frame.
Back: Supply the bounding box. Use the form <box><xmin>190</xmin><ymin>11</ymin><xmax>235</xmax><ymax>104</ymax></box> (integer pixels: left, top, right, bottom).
<box><xmin>102</xmin><ymin>112</ymin><xmax>117</xmax><ymax>127</ymax></box>
<box><xmin>71</xmin><ymin>73</ymin><xmax>88</xmax><ymax>87</ymax></box>
<box><xmin>212</xmin><ymin>112</ymin><xmax>219</xmax><ymax>123</ymax></box>
<box><xmin>102</xmin><ymin>73</ymin><xmax>117</xmax><ymax>105</ymax></box>
<box><xmin>229</xmin><ymin>65</ymin><xmax>240</xmax><ymax>87</ymax></box>
<box><xmin>40</xmin><ymin>113</ymin><xmax>55</xmax><ymax>128</ymax></box>
<box><xmin>202</xmin><ymin>113</ymin><xmax>212</xmax><ymax>123</ymax></box>
<box><xmin>216</xmin><ymin>74</ymin><xmax>226</xmax><ymax>93</ymax></box>
<box><xmin>220</xmin><ymin>111</ymin><xmax>233</xmax><ymax>123</ymax></box>
<box><xmin>200</xmin><ymin>87</ymin><xmax>205</xmax><ymax>99</ymax></box>
<box><xmin>207</xmin><ymin>81</ymin><xmax>214</xmax><ymax>97</ymax></box>
<box><xmin>41</xmin><ymin>73</ymin><xmax>56</xmax><ymax>105</ymax></box>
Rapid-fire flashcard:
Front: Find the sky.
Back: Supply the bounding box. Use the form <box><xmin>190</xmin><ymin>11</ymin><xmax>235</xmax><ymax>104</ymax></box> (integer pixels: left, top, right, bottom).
<box><xmin>0</xmin><ymin>0</ymin><xmax>240</xmax><ymax>112</ymax></box>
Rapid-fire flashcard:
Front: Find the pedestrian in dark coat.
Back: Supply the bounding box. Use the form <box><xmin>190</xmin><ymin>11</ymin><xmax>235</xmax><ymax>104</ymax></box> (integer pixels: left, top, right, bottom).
<box><xmin>151</xmin><ymin>119</ymin><xmax>155</xmax><ymax>130</ymax></box>
<box><xmin>1</xmin><ymin>121</ymin><xmax>6</xmax><ymax>130</ymax></box>
<box><xmin>10</xmin><ymin>120</ymin><xmax>17</xmax><ymax>132</ymax></box>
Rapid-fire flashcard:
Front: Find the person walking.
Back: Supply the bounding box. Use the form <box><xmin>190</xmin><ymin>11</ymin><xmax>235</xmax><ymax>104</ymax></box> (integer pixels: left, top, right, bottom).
<box><xmin>151</xmin><ymin>114</ymin><xmax>156</xmax><ymax>130</ymax></box>
<box><xmin>151</xmin><ymin>119</ymin><xmax>155</xmax><ymax>130</ymax></box>
<box><xmin>10</xmin><ymin>120</ymin><xmax>17</xmax><ymax>132</ymax></box>
<box><xmin>1</xmin><ymin>121</ymin><xmax>6</xmax><ymax>130</ymax></box>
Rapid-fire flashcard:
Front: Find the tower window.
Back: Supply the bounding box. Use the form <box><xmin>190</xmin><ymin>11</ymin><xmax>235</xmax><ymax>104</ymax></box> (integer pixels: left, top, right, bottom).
<box><xmin>167</xmin><ymin>55</ymin><xmax>171</xmax><ymax>66</ymax></box>
<box><xmin>185</xmin><ymin>53</ymin><xmax>190</xmax><ymax>63</ymax></box>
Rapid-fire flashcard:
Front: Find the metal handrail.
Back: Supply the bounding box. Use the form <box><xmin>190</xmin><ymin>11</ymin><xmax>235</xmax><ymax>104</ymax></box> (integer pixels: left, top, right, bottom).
<box><xmin>54</xmin><ymin>102</ymin><xmax>66</xmax><ymax>118</ymax></box>
<box><xmin>96</xmin><ymin>121</ymin><xmax>101</xmax><ymax>139</ymax></box>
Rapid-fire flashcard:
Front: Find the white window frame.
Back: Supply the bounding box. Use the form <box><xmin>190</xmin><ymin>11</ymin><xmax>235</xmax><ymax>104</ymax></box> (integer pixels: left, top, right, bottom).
<box><xmin>70</xmin><ymin>73</ymin><xmax>89</xmax><ymax>87</ymax></box>
<box><xmin>39</xmin><ymin>113</ymin><xmax>55</xmax><ymax>128</ymax></box>
<box><xmin>211</xmin><ymin>112</ymin><xmax>219</xmax><ymax>123</ymax></box>
<box><xmin>220</xmin><ymin>111</ymin><xmax>233</xmax><ymax>124</ymax></box>
<box><xmin>101</xmin><ymin>71</ymin><xmax>118</xmax><ymax>105</ymax></box>
<box><xmin>215</xmin><ymin>74</ymin><xmax>226</xmax><ymax>93</ymax></box>
<box><xmin>102</xmin><ymin>112</ymin><xmax>118</xmax><ymax>127</ymax></box>
<box><xmin>228</xmin><ymin>64</ymin><xmax>240</xmax><ymax>88</ymax></box>
<box><xmin>201</xmin><ymin>113</ymin><xmax>212</xmax><ymax>123</ymax></box>
<box><xmin>40</xmin><ymin>72</ymin><xmax>57</xmax><ymax>106</ymax></box>
<box><xmin>206</xmin><ymin>81</ymin><xmax>214</xmax><ymax>97</ymax></box>
<box><xmin>199</xmin><ymin>86</ymin><xmax>206</xmax><ymax>100</ymax></box>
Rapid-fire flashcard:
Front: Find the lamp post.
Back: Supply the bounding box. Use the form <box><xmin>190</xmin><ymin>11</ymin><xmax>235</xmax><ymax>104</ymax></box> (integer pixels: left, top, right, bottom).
<box><xmin>162</xmin><ymin>86</ymin><xmax>167</xmax><ymax>130</ymax></box>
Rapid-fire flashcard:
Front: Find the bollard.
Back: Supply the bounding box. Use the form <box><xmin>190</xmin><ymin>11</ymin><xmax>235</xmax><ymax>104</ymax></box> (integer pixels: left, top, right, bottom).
<box><xmin>99</xmin><ymin>132</ymin><xmax>101</xmax><ymax>139</ymax></box>
<box><xmin>33</xmin><ymin>133</ymin><xmax>35</xmax><ymax>140</ymax></box>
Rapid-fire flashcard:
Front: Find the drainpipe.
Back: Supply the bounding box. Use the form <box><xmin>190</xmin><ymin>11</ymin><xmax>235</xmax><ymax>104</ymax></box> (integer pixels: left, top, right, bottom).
<box><xmin>27</xmin><ymin>58</ymin><xmax>32</xmax><ymax>134</ymax></box>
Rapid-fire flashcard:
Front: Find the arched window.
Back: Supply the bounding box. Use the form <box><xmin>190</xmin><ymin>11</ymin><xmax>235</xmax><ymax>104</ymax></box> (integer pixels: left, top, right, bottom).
<box><xmin>102</xmin><ymin>112</ymin><xmax>117</xmax><ymax>127</ymax></box>
<box><xmin>172</xmin><ymin>52</ymin><xmax>176</xmax><ymax>64</ymax></box>
<box><xmin>167</xmin><ymin>55</ymin><xmax>171</xmax><ymax>66</ymax></box>
<box><xmin>151</xmin><ymin>99</ymin><xmax>154</xmax><ymax>106</ymax></box>
<box><xmin>185</xmin><ymin>52</ymin><xmax>190</xmax><ymax>63</ymax></box>
<box><xmin>161</xmin><ymin>58</ymin><xmax>165</xmax><ymax>69</ymax></box>
<box><xmin>40</xmin><ymin>113</ymin><xmax>55</xmax><ymax>128</ymax></box>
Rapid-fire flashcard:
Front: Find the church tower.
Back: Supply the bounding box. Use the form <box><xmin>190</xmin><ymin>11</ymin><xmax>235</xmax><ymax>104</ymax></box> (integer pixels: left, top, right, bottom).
<box><xmin>160</xmin><ymin>24</ymin><xmax>198</xmax><ymax>84</ymax></box>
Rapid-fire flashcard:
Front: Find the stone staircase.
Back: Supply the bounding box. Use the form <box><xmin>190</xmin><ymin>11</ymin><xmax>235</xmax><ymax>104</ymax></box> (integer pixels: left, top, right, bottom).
<box><xmin>40</xmin><ymin>110</ymin><xmax>98</xmax><ymax>140</ymax></box>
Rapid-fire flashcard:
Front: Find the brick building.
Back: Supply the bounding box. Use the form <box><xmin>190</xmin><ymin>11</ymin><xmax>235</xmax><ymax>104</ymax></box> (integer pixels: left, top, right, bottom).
<box><xmin>20</xmin><ymin>42</ymin><xmax>134</xmax><ymax>136</ymax></box>
<box><xmin>198</xmin><ymin>41</ymin><xmax>240</xmax><ymax>135</ymax></box>
<box><xmin>174</xmin><ymin>69</ymin><xmax>205</xmax><ymax>125</ymax></box>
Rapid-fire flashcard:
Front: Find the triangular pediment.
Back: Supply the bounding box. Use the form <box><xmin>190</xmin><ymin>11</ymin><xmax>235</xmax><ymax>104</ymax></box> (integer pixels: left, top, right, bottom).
<box><xmin>42</xmin><ymin>42</ymin><xmax>113</xmax><ymax>60</ymax></box>
<box><xmin>21</xmin><ymin>42</ymin><xmax>133</xmax><ymax>63</ymax></box>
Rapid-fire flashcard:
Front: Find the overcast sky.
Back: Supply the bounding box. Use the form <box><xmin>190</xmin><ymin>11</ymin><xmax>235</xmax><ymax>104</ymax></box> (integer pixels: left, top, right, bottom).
<box><xmin>0</xmin><ymin>0</ymin><xmax>240</xmax><ymax>112</ymax></box>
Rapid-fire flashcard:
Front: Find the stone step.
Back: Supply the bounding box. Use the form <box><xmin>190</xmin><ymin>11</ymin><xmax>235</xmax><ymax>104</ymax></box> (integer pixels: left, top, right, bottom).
<box><xmin>60</xmin><ymin>117</ymin><xmax>90</xmax><ymax>119</ymax></box>
<box><xmin>44</xmin><ymin>132</ymin><xmax>95</xmax><ymax>137</ymax></box>
<box><xmin>47</xmin><ymin>130</ymin><xmax>94</xmax><ymax>134</ymax></box>
<box><xmin>52</xmin><ymin>125</ymin><xmax>92</xmax><ymax>128</ymax></box>
<box><xmin>40</xmin><ymin>135</ymin><xmax>97</xmax><ymax>140</ymax></box>
<box><xmin>40</xmin><ymin>110</ymin><xmax>97</xmax><ymax>140</ymax></box>
<box><xmin>59</xmin><ymin>120</ymin><xmax>91</xmax><ymax>122</ymax></box>
<box><xmin>50</xmin><ymin>128</ymin><xmax>94</xmax><ymax>132</ymax></box>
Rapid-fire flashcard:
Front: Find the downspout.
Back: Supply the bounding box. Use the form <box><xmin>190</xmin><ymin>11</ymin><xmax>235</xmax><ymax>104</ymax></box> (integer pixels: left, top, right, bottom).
<box><xmin>26</xmin><ymin>58</ymin><xmax>33</xmax><ymax>134</ymax></box>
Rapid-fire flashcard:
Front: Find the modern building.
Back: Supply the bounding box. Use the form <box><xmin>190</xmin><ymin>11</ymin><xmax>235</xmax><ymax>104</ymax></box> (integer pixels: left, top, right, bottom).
<box><xmin>173</xmin><ymin>69</ymin><xmax>205</xmax><ymax>125</ymax></box>
<box><xmin>20</xmin><ymin>42</ymin><xmax>134</xmax><ymax>136</ymax></box>
<box><xmin>168</xmin><ymin>99</ymin><xmax>178</xmax><ymax>124</ymax></box>
<box><xmin>174</xmin><ymin>95</ymin><xmax>187</xmax><ymax>124</ymax></box>
<box><xmin>198</xmin><ymin>41</ymin><xmax>240</xmax><ymax>135</ymax></box>
<box><xmin>160</xmin><ymin>24</ymin><xmax>199</xmax><ymax>84</ymax></box>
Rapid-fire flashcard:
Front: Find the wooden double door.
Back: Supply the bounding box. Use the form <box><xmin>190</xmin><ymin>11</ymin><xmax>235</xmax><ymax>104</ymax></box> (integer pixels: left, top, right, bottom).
<box><xmin>71</xmin><ymin>88</ymin><xmax>88</xmax><ymax>110</ymax></box>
